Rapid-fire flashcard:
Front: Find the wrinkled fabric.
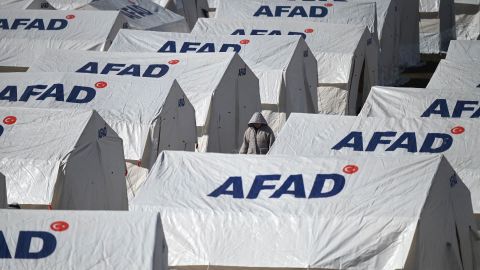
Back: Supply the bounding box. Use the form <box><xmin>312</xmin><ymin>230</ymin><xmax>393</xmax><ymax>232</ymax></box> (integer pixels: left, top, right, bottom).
<box><xmin>239</xmin><ymin>125</ymin><xmax>275</xmax><ymax>154</ymax></box>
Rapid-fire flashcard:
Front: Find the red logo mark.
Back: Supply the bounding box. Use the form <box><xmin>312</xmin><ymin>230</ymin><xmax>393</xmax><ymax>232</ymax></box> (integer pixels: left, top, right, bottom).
<box><xmin>324</xmin><ymin>3</ymin><xmax>333</xmax><ymax>7</ymax></box>
<box><xmin>343</xmin><ymin>165</ymin><xmax>359</xmax><ymax>174</ymax></box>
<box><xmin>168</xmin><ymin>59</ymin><xmax>180</xmax><ymax>65</ymax></box>
<box><xmin>65</xmin><ymin>14</ymin><xmax>75</xmax><ymax>20</ymax></box>
<box><xmin>95</xmin><ymin>81</ymin><xmax>108</xmax><ymax>88</ymax></box>
<box><xmin>451</xmin><ymin>126</ymin><xmax>465</xmax><ymax>135</ymax></box>
<box><xmin>50</xmin><ymin>221</ymin><xmax>69</xmax><ymax>232</ymax></box>
<box><xmin>3</xmin><ymin>116</ymin><xmax>16</xmax><ymax>125</ymax></box>
<box><xmin>304</xmin><ymin>28</ymin><xmax>314</xmax><ymax>33</ymax></box>
<box><xmin>240</xmin><ymin>39</ymin><xmax>250</xmax><ymax>45</ymax></box>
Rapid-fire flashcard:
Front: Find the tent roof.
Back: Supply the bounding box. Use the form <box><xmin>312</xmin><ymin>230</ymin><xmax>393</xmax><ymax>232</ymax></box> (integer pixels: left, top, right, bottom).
<box><xmin>132</xmin><ymin>150</ymin><xmax>447</xmax><ymax>269</ymax></box>
<box><xmin>30</xmin><ymin>50</ymin><xmax>236</xmax><ymax>127</ymax></box>
<box><xmin>110</xmin><ymin>30</ymin><xmax>307</xmax><ymax>104</ymax></box>
<box><xmin>215</xmin><ymin>0</ymin><xmax>377</xmax><ymax>35</ymax></box>
<box><xmin>427</xmin><ymin>60</ymin><xmax>480</xmax><ymax>89</ymax></box>
<box><xmin>446</xmin><ymin>40</ymin><xmax>480</xmax><ymax>63</ymax></box>
<box><xmin>0</xmin><ymin>9</ymin><xmax>122</xmax><ymax>66</ymax></box>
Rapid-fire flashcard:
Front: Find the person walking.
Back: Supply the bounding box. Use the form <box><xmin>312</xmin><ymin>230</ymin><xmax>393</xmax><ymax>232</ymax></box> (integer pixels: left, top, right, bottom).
<box><xmin>239</xmin><ymin>112</ymin><xmax>275</xmax><ymax>154</ymax></box>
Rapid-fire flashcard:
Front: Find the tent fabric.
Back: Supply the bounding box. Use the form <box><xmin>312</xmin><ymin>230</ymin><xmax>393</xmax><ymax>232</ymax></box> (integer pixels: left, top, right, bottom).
<box><xmin>110</xmin><ymin>30</ymin><xmax>317</xmax><ymax>133</ymax></box>
<box><xmin>0</xmin><ymin>210</ymin><xmax>168</xmax><ymax>270</ymax></box>
<box><xmin>454</xmin><ymin>0</ymin><xmax>480</xmax><ymax>40</ymax></box>
<box><xmin>419</xmin><ymin>0</ymin><xmax>456</xmax><ymax>53</ymax></box>
<box><xmin>0</xmin><ymin>107</ymin><xmax>127</xmax><ymax>210</ymax></box>
<box><xmin>193</xmin><ymin>18</ymin><xmax>376</xmax><ymax>115</ymax></box>
<box><xmin>359</xmin><ymin>86</ymin><xmax>480</xmax><ymax>119</ymax></box>
<box><xmin>446</xmin><ymin>40</ymin><xmax>480</xmax><ymax>62</ymax></box>
<box><xmin>153</xmin><ymin>0</ymin><xmax>209</xmax><ymax>30</ymax></box>
<box><xmin>131</xmin><ymin>151</ymin><xmax>476</xmax><ymax>270</ymax></box>
<box><xmin>427</xmin><ymin>60</ymin><xmax>480</xmax><ymax>89</ymax></box>
<box><xmin>0</xmin><ymin>0</ymin><xmax>52</xmax><ymax>9</ymax></box>
<box><xmin>44</xmin><ymin>0</ymin><xmax>190</xmax><ymax>32</ymax></box>
<box><xmin>0</xmin><ymin>173</ymin><xmax>6</xmax><ymax>209</ymax></box>
<box><xmin>30</xmin><ymin>50</ymin><xmax>260</xmax><ymax>154</ymax></box>
<box><xmin>398</xmin><ymin>0</ymin><xmax>421</xmax><ymax>66</ymax></box>
<box><xmin>268</xmin><ymin>113</ymin><xmax>480</xmax><ymax>218</ymax></box>
<box><xmin>0</xmin><ymin>72</ymin><xmax>196</xmax><ymax>169</ymax></box>
<box><xmin>0</xmin><ymin>10</ymin><xmax>125</xmax><ymax>68</ymax></box>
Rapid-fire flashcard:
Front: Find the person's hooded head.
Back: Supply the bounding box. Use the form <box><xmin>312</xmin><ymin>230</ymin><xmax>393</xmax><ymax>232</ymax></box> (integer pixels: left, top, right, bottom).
<box><xmin>248</xmin><ymin>112</ymin><xmax>267</xmax><ymax>129</ymax></box>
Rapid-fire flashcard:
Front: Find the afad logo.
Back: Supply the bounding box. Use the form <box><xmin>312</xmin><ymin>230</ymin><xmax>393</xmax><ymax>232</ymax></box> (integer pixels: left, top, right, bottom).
<box><xmin>0</xmin><ymin>115</ymin><xmax>17</xmax><ymax>138</ymax></box>
<box><xmin>75</xmin><ymin>60</ymin><xmax>177</xmax><ymax>78</ymax></box>
<box><xmin>331</xmin><ymin>127</ymin><xmax>466</xmax><ymax>153</ymax></box>
<box><xmin>208</xmin><ymin>165</ymin><xmax>358</xmax><ymax>199</ymax></box>
<box><xmin>0</xmin><ymin>81</ymin><xmax>108</xmax><ymax>104</ymax></box>
<box><xmin>158</xmin><ymin>40</ymin><xmax>246</xmax><ymax>53</ymax></box>
<box><xmin>421</xmin><ymin>99</ymin><xmax>480</xmax><ymax>118</ymax></box>
<box><xmin>253</xmin><ymin>4</ymin><xmax>331</xmax><ymax>18</ymax></box>
<box><xmin>0</xmin><ymin>221</ymin><xmax>69</xmax><ymax>259</ymax></box>
<box><xmin>0</xmin><ymin>14</ymin><xmax>76</xmax><ymax>30</ymax></box>
<box><xmin>231</xmin><ymin>28</ymin><xmax>314</xmax><ymax>40</ymax></box>
<box><xmin>120</xmin><ymin>4</ymin><xmax>154</xmax><ymax>20</ymax></box>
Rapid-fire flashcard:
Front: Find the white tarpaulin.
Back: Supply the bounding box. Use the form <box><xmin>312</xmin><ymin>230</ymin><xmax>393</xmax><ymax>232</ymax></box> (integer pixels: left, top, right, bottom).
<box><xmin>419</xmin><ymin>0</ymin><xmax>456</xmax><ymax>53</ymax></box>
<box><xmin>454</xmin><ymin>0</ymin><xmax>480</xmax><ymax>40</ymax></box>
<box><xmin>45</xmin><ymin>0</ymin><xmax>190</xmax><ymax>32</ymax></box>
<box><xmin>427</xmin><ymin>60</ymin><xmax>480</xmax><ymax>89</ymax></box>
<box><xmin>153</xmin><ymin>0</ymin><xmax>209</xmax><ymax>30</ymax></box>
<box><xmin>29</xmin><ymin>50</ymin><xmax>260</xmax><ymax>154</ymax></box>
<box><xmin>0</xmin><ymin>107</ymin><xmax>127</xmax><ymax>210</ymax></box>
<box><xmin>0</xmin><ymin>10</ymin><xmax>125</xmax><ymax>68</ymax></box>
<box><xmin>0</xmin><ymin>0</ymin><xmax>52</xmax><ymax>9</ymax></box>
<box><xmin>193</xmin><ymin>19</ymin><xmax>376</xmax><ymax>114</ymax></box>
<box><xmin>131</xmin><ymin>151</ymin><xmax>477</xmax><ymax>270</ymax></box>
<box><xmin>269</xmin><ymin>113</ymin><xmax>480</xmax><ymax>218</ymax></box>
<box><xmin>446</xmin><ymin>40</ymin><xmax>480</xmax><ymax>62</ymax></box>
<box><xmin>0</xmin><ymin>210</ymin><xmax>167</xmax><ymax>270</ymax></box>
<box><xmin>0</xmin><ymin>173</ymin><xmax>6</xmax><ymax>209</ymax></box>
<box><xmin>0</xmin><ymin>72</ymin><xmax>196</xmax><ymax>169</ymax></box>
<box><xmin>110</xmin><ymin>30</ymin><xmax>317</xmax><ymax>133</ymax></box>
<box><xmin>360</xmin><ymin>86</ymin><xmax>480</xmax><ymax>119</ymax></box>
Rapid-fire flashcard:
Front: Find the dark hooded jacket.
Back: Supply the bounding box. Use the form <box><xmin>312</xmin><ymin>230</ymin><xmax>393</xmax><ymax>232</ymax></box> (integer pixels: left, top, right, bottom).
<box><xmin>239</xmin><ymin>113</ymin><xmax>275</xmax><ymax>154</ymax></box>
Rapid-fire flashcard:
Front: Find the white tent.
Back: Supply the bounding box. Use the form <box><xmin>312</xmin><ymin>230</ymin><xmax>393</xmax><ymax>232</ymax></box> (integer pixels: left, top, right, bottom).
<box><xmin>153</xmin><ymin>0</ymin><xmax>209</xmax><ymax>30</ymax></box>
<box><xmin>0</xmin><ymin>107</ymin><xmax>127</xmax><ymax>210</ymax></box>
<box><xmin>45</xmin><ymin>0</ymin><xmax>190</xmax><ymax>32</ymax></box>
<box><xmin>0</xmin><ymin>72</ymin><xmax>196</xmax><ymax>170</ymax></box>
<box><xmin>0</xmin><ymin>210</ymin><xmax>167</xmax><ymax>270</ymax></box>
<box><xmin>419</xmin><ymin>0</ymin><xmax>456</xmax><ymax>53</ymax></box>
<box><xmin>193</xmin><ymin>18</ymin><xmax>376</xmax><ymax>114</ymax></box>
<box><xmin>360</xmin><ymin>86</ymin><xmax>480</xmax><ymax>119</ymax></box>
<box><xmin>29</xmin><ymin>50</ymin><xmax>260</xmax><ymax>154</ymax></box>
<box><xmin>269</xmin><ymin>113</ymin><xmax>480</xmax><ymax>219</ymax></box>
<box><xmin>131</xmin><ymin>151</ymin><xmax>477</xmax><ymax>270</ymax></box>
<box><xmin>446</xmin><ymin>40</ymin><xmax>480</xmax><ymax>62</ymax></box>
<box><xmin>0</xmin><ymin>0</ymin><xmax>52</xmax><ymax>9</ymax></box>
<box><xmin>0</xmin><ymin>173</ymin><xmax>6</xmax><ymax>209</ymax></box>
<box><xmin>454</xmin><ymin>0</ymin><xmax>480</xmax><ymax>40</ymax></box>
<box><xmin>110</xmin><ymin>30</ymin><xmax>317</xmax><ymax>133</ymax></box>
<box><xmin>427</xmin><ymin>60</ymin><xmax>480</xmax><ymax>89</ymax></box>
<box><xmin>0</xmin><ymin>10</ymin><xmax>125</xmax><ymax>69</ymax></box>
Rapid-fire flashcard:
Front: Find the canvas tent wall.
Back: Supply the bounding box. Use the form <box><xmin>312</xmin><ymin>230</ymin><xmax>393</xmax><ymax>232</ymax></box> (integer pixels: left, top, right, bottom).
<box><xmin>193</xmin><ymin>19</ymin><xmax>375</xmax><ymax>114</ymax></box>
<box><xmin>0</xmin><ymin>10</ymin><xmax>125</xmax><ymax>70</ymax></box>
<box><xmin>0</xmin><ymin>173</ymin><xmax>6</xmax><ymax>209</ymax></box>
<box><xmin>110</xmin><ymin>30</ymin><xmax>317</xmax><ymax>133</ymax></box>
<box><xmin>0</xmin><ymin>107</ymin><xmax>127</xmax><ymax>210</ymax></box>
<box><xmin>446</xmin><ymin>40</ymin><xmax>480</xmax><ymax>62</ymax></box>
<box><xmin>0</xmin><ymin>0</ymin><xmax>52</xmax><ymax>9</ymax></box>
<box><xmin>454</xmin><ymin>0</ymin><xmax>480</xmax><ymax>40</ymax></box>
<box><xmin>0</xmin><ymin>210</ymin><xmax>167</xmax><ymax>270</ymax></box>
<box><xmin>0</xmin><ymin>72</ymin><xmax>196</xmax><ymax>170</ymax></box>
<box><xmin>419</xmin><ymin>0</ymin><xmax>456</xmax><ymax>53</ymax></box>
<box><xmin>427</xmin><ymin>60</ymin><xmax>480</xmax><ymax>89</ymax></box>
<box><xmin>29</xmin><ymin>50</ymin><xmax>260</xmax><ymax>154</ymax></box>
<box><xmin>269</xmin><ymin>113</ymin><xmax>480</xmax><ymax>219</ymax></box>
<box><xmin>359</xmin><ymin>86</ymin><xmax>480</xmax><ymax>119</ymax></box>
<box><xmin>45</xmin><ymin>0</ymin><xmax>190</xmax><ymax>32</ymax></box>
<box><xmin>153</xmin><ymin>0</ymin><xmax>209</xmax><ymax>30</ymax></box>
<box><xmin>213</xmin><ymin>0</ymin><xmax>405</xmax><ymax>85</ymax></box>
<box><xmin>131</xmin><ymin>151</ymin><xmax>477</xmax><ymax>270</ymax></box>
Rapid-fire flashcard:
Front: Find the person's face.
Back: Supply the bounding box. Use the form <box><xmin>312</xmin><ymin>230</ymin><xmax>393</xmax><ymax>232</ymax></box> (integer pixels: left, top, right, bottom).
<box><xmin>253</xmin><ymin>123</ymin><xmax>262</xmax><ymax>129</ymax></box>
